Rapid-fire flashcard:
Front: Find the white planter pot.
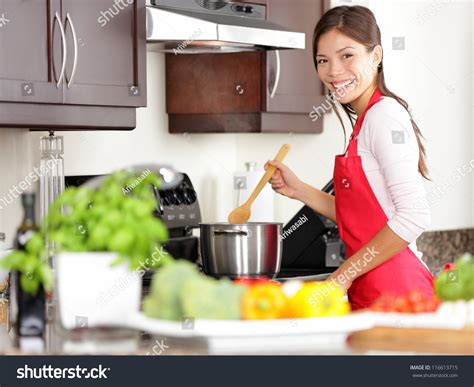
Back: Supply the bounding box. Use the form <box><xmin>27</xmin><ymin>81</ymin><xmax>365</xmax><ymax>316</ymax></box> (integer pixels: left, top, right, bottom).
<box><xmin>55</xmin><ymin>252</ymin><xmax>142</xmax><ymax>330</ymax></box>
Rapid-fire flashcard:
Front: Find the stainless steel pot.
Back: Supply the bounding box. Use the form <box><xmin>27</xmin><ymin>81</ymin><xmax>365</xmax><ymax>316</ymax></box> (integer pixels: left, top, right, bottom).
<box><xmin>199</xmin><ymin>222</ymin><xmax>283</xmax><ymax>278</ymax></box>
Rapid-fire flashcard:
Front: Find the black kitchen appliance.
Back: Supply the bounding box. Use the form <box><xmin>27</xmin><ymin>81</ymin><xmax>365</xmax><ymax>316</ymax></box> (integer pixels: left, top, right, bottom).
<box><xmin>150</xmin><ymin>173</ymin><xmax>201</xmax><ymax>263</ymax></box>
<box><xmin>65</xmin><ymin>173</ymin><xmax>201</xmax><ymax>265</ymax></box>
<box><xmin>277</xmin><ymin>179</ymin><xmax>345</xmax><ymax>279</ymax></box>
<box><xmin>66</xmin><ymin>172</ymin><xmax>201</xmax><ymax>297</ymax></box>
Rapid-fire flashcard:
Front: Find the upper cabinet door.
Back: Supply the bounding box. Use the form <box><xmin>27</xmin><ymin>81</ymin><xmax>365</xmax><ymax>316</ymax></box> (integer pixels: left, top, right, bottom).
<box><xmin>0</xmin><ymin>0</ymin><xmax>63</xmax><ymax>104</ymax></box>
<box><xmin>166</xmin><ymin>52</ymin><xmax>262</xmax><ymax>114</ymax></box>
<box><xmin>60</xmin><ymin>0</ymin><xmax>146</xmax><ymax>107</ymax></box>
<box><xmin>264</xmin><ymin>0</ymin><xmax>325</xmax><ymax>114</ymax></box>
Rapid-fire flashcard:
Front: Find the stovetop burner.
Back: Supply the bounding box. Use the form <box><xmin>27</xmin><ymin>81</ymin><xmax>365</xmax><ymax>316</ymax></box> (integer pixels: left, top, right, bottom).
<box><xmin>276</xmin><ymin>267</ymin><xmax>336</xmax><ymax>282</ymax></box>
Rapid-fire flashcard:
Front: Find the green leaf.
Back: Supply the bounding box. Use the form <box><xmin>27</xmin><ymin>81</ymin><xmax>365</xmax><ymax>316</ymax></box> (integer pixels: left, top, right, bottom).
<box><xmin>110</xmin><ymin>254</ymin><xmax>127</xmax><ymax>267</ymax></box>
<box><xmin>102</xmin><ymin>210</ymin><xmax>122</xmax><ymax>229</ymax></box>
<box><xmin>25</xmin><ymin>234</ymin><xmax>44</xmax><ymax>255</ymax></box>
<box><xmin>18</xmin><ymin>170</ymin><xmax>175</xmax><ymax>287</ymax></box>
<box><xmin>108</xmin><ymin>227</ymin><xmax>136</xmax><ymax>254</ymax></box>
<box><xmin>88</xmin><ymin>223</ymin><xmax>111</xmax><ymax>251</ymax></box>
<box><xmin>37</xmin><ymin>265</ymin><xmax>53</xmax><ymax>291</ymax></box>
<box><xmin>144</xmin><ymin>218</ymin><xmax>169</xmax><ymax>242</ymax></box>
<box><xmin>20</xmin><ymin>273</ymin><xmax>39</xmax><ymax>296</ymax></box>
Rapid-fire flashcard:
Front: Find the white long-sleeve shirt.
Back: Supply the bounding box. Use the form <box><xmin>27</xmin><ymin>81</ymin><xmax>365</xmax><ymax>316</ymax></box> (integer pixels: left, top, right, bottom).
<box><xmin>356</xmin><ymin>96</ymin><xmax>431</xmax><ymax>262</ymax></box>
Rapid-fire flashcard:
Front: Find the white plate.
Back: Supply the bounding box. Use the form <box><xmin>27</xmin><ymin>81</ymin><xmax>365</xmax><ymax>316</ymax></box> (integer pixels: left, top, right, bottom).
<box><xmin>367</xmin><ymin>311</ymin><xmax>466</xmax><ymax>329</ymax></box>
<box><xmin>122</xmin><ymin>309</ymin><xmax>472</xmax><ymax>354</ymax></box>
<box><xmin>366</xmin><ymin>301</ymin><xmax>474</xmax><ymax>329</ymax></box>
<box><xmin>124</xmin><ymin>312</ymin><xmax>375</xmax><ymax>354</ymax></box>
<box><xmin>127</xmin><ymin>312</ymin><xmax>373</xmax><ymax>337</ymax></box>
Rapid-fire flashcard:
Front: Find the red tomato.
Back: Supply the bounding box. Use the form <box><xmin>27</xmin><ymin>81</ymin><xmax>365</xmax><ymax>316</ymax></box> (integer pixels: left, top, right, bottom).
<box><xmin>371</xmin><ymin>304</ymin><xmax>386</xmax><ymax>312</ymax></box>
<box><xmin>443</xmin><ymin>263</ymin><xmax>456</xmax><ymax>271</ymax></box>
<box><xmin>423</xmin><ymin>297</ymin><xmax>441</xmax><ymax>312</ymax></box>
<box><xmin>370</xmin><ymin>291</ymin><xmax>442</xmax><ymax>314</ymax></box>
<box><xmin>393</xmin><ymin>297</ymin><xmax>410</xmax><ymax>313</ymax></box>
<box><xmin>406</xmin><ymin>290</ymin><xmax>424</xmax><ymax>305</ymax></box>
<box><xmin>412</xmin><ymin>302</ymin><xmax>427</xmax><ymax>314</ymax></box>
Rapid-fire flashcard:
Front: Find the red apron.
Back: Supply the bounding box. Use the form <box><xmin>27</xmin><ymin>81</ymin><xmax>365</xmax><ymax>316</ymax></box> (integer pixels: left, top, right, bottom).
<box><xmin>333</xmin><ymin>88</ymin><xmax>434</xmax><ymax>310</ymax></box>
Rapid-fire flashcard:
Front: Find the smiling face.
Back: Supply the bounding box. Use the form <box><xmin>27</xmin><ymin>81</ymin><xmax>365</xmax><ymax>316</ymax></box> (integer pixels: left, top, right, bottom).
<box><xmin>315</xmin><ymin>28</ymin><xmax>382</xmax><ymax>106</ymax></box>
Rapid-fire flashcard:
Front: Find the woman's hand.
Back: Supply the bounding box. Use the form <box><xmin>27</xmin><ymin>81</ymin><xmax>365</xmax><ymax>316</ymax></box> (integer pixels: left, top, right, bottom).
<box><xmin>327</xmin><ymin>269</ymin><xmax>352</xmax><ymax>293</ymax></box>
<box><xmin>264</xmin><ymin>160</ymin><xmax>304</xmax><ymax>200</ymax></box>
<box><xmin>264</xmin><ymin>160</ymin><xmax>337</xmax><ymax>223</ymax></box>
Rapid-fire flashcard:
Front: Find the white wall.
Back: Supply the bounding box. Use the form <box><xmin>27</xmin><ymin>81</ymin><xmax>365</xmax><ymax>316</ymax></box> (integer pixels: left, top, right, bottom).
<box><xmin>334</xmin><ymin>0</ymin><xmax>473</xmax><ymax>229</ymax></box>
<box><xmin>0</xmin><ymin>1</ymin><xmax>472</xmax><ymax>248</ymax></box>
<box><xmin>0</xmin><ymin>129</ymin><xmax>35</xmax><ymax>247</ymax></box>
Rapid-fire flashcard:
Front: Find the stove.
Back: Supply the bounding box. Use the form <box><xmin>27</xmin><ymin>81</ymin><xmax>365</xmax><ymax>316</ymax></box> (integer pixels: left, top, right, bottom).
<box><xmin>65</xmin><ymin>173</ymin><xmax>343</xmax><ymax>282</ymax></box>
<box><xmin>278</xmin><ymin>179</ymin><xmax>344</xmax><ymax>279</ymax></box>
<box><xmin>276</xmin><ymin>268</ymin><xmax>334</xmax><ymax>281</ymax></box>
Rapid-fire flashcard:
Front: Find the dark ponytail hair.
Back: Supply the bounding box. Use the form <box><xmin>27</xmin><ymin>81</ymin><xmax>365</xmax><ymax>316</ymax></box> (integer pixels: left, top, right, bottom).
<box><xmin>313</xmin><ymin>5</ymin><xmax>430</xmax><ymax>180</ymax></box>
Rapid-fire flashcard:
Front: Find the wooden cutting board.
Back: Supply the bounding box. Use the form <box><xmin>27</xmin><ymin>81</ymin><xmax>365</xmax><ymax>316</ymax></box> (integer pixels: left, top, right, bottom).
<box><xmin>348</xmin><ymin>326</ymin><xmax>474</xmax><ymax>354</ymax></box>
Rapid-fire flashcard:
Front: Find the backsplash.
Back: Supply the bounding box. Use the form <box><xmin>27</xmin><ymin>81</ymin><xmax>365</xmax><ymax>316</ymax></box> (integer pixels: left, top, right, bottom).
<box><xmin>0</xmin><ymin>129</ymin><xmax>35</xmax><ymax>247</ymax></box>
<box><xmin>417</xmin><ymin>228</ymin><xmax>474</xmax><ymax>275</ymax></box>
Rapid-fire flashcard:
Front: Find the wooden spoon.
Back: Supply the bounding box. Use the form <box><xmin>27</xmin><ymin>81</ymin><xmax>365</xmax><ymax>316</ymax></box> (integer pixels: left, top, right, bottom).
<box><xmin>228</xmin><ymin>144</ymin><xmax>291</xmax><ymax>224</ymax></box>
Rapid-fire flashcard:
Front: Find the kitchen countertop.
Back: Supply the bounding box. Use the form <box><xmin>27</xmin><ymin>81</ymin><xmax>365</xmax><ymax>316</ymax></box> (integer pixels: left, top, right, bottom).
<box><xmin>1</xmin><ymin>264</ymin><xmax>471</xmax><ymax>356</ymax></box>
<box><xmin>417</xmin><ymin>228</ymin><xmax>473</xmax><ymax>275</ymax></box>
<box><xmin>0</xmin><ymin>301</ymin><xmax>362</xmax><ymax>355</ymax></box>
<box><xmin>3</xmin><ymin>326</ymin><xmax>471</xmax><ymax>356</ymax></box>
<box><xmin>1</xmin><ymin>312</ymin><xmax>472</xmax><ymax>356</ymax></box>
<box><xmin>0</xmin><ymin>319</ymin><xmax>356</xmax><ymax>356</ymax></box>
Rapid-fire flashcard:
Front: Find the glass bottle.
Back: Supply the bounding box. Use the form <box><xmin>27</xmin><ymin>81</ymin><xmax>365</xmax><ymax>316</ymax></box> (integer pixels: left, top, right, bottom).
<box><xmin>0</xmin><ymin>293</ymin><xmax>9</xmax><ymax>331</ymax></box>
<box><xmin>39</xmin><ymin>132</ymin><xmax>65</xmax><ymax>222</ymax></box>
<box><xmin>15</xmin><ymin>193</ymin><xmax>38</xmax><ymax>251</ymax></box>
<box><xmin>13</xmin><ymin>193</ymin><xmax>45</xmax><ymax>350</ymax></box>
<box><xmin>0</xmin><ymin>233</ymin><xmax>8</xmax><ymax>331</ymax></box>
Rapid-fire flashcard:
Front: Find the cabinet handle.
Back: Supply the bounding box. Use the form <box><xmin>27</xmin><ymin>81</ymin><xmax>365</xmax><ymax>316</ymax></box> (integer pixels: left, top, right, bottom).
<box><xmin>54</xmin><ymin>12</ymin><xmax>67</xmax><ymax>88</ymax></box>
<box><xmin>269</xmin><ymin>50</ymin><xmax>281</xmax><ymax>99</ymax></box>
<box><xmin>65</xmin><ymin>12</ymin><xmax>78</xmax><ymax>88</ymax></box>
<box><xmin>66</xmin><ymin>12</ymin><xmax>78</xmax><ymax>89</ymax></box>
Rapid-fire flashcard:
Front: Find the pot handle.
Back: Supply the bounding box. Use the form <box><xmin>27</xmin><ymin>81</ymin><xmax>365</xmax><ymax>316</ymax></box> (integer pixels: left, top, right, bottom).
<box><xmin>213</xmin><ymin>230</ymin><xmax>248</xmax><ymax>236</ymax></box>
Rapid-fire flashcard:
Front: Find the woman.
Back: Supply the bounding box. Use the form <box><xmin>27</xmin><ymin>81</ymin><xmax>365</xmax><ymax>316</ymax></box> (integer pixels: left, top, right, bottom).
<box><xmin>266</xmin><ymin>5</ymin><xmax>434</xmax><ymax>310</ymax></box>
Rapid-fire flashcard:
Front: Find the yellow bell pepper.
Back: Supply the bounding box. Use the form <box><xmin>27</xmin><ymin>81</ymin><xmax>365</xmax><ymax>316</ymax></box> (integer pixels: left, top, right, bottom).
<box><xmin>287</xmin><ymin>281</ymin><xmax>350</xmax><ymax>318</ymax></box>
<box><xmin>241</xmin><ymin>283</ymin><xmax>288</xmax><ymax>320</ymax></box>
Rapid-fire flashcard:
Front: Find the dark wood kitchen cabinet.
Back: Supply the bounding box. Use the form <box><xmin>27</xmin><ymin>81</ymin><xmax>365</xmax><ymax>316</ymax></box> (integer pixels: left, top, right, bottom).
<box><xmin>264</xmin><ymin>0</ymin><xmax>325</xmax><ymax>114</ymax></box>
<box><xmin>167</xmin><ymin>52</ymin><xmax>262</xmax><ymax>115</ymax></box>
<box><xmin>61</xmin><ymin>0</ymin><xmax>146</xmax><ymax>107</ymax></box>
<box><xmin>166</xmin><ymin>0</ymin><xmax>328</xmax><ymax>134</ymax></box>
<box><xmin>0</xmin><ymin>0</ymin><xmax>146</xmax><ymax>130</ymax></box>
<box><xmin>0</xmin><ymin>0</ymin><xmax>62</xmax><ymax>104</ymax></box>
